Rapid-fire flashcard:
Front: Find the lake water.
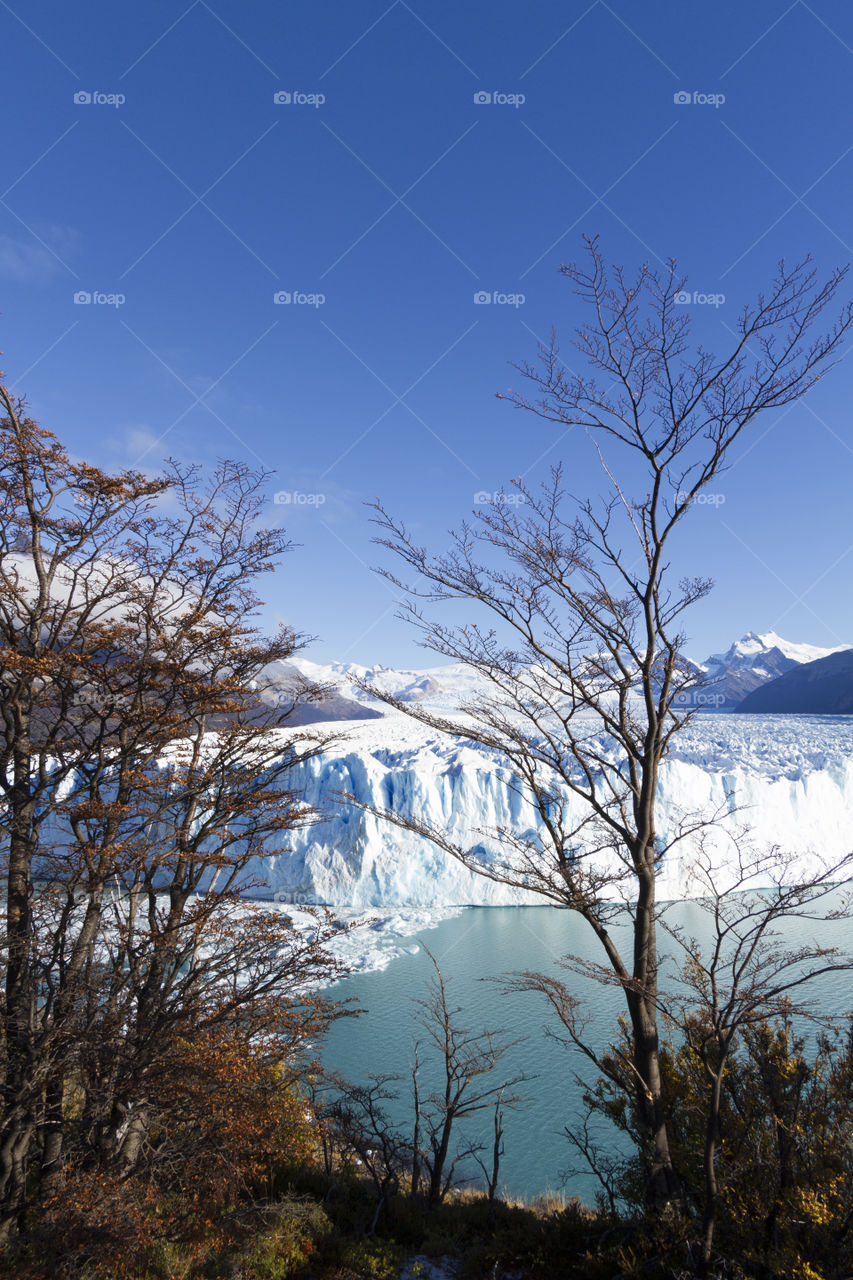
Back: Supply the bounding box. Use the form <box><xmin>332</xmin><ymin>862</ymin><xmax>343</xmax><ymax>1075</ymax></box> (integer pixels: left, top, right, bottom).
<box><xmin>319</xmin><ymin>900</ymin><xmax>853</xmax><ymax>1202</ymax></box>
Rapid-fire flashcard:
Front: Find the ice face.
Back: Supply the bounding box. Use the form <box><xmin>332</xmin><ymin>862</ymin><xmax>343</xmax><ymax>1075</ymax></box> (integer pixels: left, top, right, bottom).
<box><xmin>257</xmin><ymin>711</ymin><xmax>853</xmax><ymax>908</ymax></box>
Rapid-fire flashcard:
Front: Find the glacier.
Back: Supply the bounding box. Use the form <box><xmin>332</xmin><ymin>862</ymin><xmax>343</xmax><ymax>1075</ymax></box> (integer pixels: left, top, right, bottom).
<box><xmin>258</xmin><ymin>709</ymin><xmax>853</xmax><ymax>908</ymax></box>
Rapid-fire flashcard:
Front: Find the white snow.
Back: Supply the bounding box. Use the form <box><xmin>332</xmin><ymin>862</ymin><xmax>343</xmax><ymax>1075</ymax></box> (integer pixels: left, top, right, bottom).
<box><xmin>283</xmin><ymin>655</ymin><xmax>488</xmax><ymax>714</ymax></box>
<box><xmin>702</xmin><ymin>630</ymin><xmax>850</xmax><ymax>673</ymax></box>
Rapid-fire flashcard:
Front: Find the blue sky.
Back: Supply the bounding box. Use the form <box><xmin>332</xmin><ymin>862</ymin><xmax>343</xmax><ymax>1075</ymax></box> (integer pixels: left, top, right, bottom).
<box><xmin>3</xmin><ymin>0</ymin><xmax>853</xmax><ymax>668</ymax></box>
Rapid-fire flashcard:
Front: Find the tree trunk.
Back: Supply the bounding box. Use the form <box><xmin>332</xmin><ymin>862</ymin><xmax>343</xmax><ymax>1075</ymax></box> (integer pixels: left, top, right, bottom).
<box><xmin>428</xmin><ymin>1115</ymin><xmax>454</xmax><ymax>1208</ymax></box>
<box><xmin>410</xmin><ymin>1054</ymin><xmax>421</xmax><ymax>1197</ymax></box>
<box><xmin>39</xmin><ymin>1075</ymin><xmax>65</xmax><ymax>1195</ymax></box>
<box><xmin>114</xmin><ymin>1103</ymin><xmax>150</xmax><ymax>1176</ymax></box>
<box><xmin>487</xmin><ymin>1099</ymin><xmax>503</xmax><ymax>1231</ymax></box>
<box><xmin>1</xmin><ymin>751</ymin><xmax>38</xmax><ymax>1234</ymax></box>
<box><xmin>0</xmin><ymin>1124</ymin><xmax>34</xmax><ymax>1243</ymax></box>
<box><xmin>700</xmin><ymin>1071</ymin><xmax>723</xmax><ymax>1274</ymax></box>
<box><xmin>628</xmin><ymin>857</ymin><xmax>677</xmax><ymax>1209</ymax></box>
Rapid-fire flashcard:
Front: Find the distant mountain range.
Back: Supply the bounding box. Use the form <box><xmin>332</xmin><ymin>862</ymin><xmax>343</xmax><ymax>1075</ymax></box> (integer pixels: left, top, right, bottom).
<box><xmin>270</xmin><ymin>630</ymin><xmax>853</xmax><ymax>723</ymax></box>
<box><xmin>696</xmin><ymin>631</ymin><xmax>851</xmax><ymax>710</ymax></box>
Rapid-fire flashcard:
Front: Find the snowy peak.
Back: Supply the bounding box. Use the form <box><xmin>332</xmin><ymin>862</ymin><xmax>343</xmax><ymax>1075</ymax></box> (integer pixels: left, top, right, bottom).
<box><xmin>699</xmin><ymin>631</ymin><xmax>852</xmax><ymax>709</ymax></box>
<box><xmin>705</xmin><ymin>631</ymin><xmax>849</xmax><ymax>672</ymax></box>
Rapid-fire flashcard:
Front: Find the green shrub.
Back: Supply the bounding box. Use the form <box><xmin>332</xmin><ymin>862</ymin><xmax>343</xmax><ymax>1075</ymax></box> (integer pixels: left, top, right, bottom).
<box><xmin>332</xmin><ymin>1237</ymin><xmax>402</xmax><ymax>1279</ymax></box>
<box><xmin>242</xmin><ymin>1199</ymin><xmax>332</xmax><ymax>1279</ymax></box>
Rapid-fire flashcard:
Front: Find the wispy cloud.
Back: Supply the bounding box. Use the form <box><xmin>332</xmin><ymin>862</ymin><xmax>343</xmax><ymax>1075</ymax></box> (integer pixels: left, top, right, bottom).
<box><xmin>0</xmin><ymin>233</ymin><xmax>69</xmax><ymax>283</ymax></box>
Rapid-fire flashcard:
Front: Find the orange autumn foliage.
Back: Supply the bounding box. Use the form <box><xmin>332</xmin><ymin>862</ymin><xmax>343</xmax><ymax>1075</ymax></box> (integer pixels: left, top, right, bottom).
<box><xmin>21</xmin><ymin>1028</ymin><xmax>322</xmax><ymax>1280</ymax></box>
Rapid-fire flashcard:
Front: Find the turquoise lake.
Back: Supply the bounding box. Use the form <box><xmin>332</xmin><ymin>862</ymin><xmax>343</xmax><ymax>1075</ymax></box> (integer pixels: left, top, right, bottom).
<box><xmin>319</xmin><ymin>901</ymin><xmax>853</xmax><ymax>1203</ymax></box>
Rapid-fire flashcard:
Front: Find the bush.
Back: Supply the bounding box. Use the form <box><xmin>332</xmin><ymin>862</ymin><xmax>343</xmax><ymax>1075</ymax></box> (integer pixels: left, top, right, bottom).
<box><xmin>241</xmin><ymin>1199</ymin><xmax>333</xmax><ymax>1279</ymax></box>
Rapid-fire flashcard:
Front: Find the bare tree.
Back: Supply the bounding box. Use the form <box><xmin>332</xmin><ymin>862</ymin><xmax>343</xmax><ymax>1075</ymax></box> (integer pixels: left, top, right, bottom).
<box><xmin>414</xmin><ymin>947</ymin><xmax>526</xmax><ymax>1208</ymax></box>
<box><xmin>355</xmin><ymin>238</ymin><xmax>852</xmax><ymax>1208</ymax></box>
<box><xmin>324</xmin><ymin>1072</ymin><xmax>411</xmax><ymax>1232</ymax></box>
<box><xmin>324</xmin><ymin>947</ymin><xmax>526</xmax><ymax>1219</ymax></box>
<box><xmin>503</xmin><ymin>845</ymin><xmax>853</xmax><ymax>1265</ymax></box>
<box><xmin>473</xmin><ymin>1088</ymin><xmax>506</xmax><ymax>1230</ymax></box>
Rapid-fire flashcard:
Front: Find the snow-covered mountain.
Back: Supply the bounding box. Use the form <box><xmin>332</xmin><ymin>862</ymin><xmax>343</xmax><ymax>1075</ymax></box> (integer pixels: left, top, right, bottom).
<box><xmin>279</xmin><ymin>656</ymin><xmax>486</xmax><ymax>717</ymax></box>
<box><xmin>275</xmin><ymin>633</ymin><xmax>852</xmax><ymax>721</ymax></box>
<box><xmin>697</xmin><ymin>631</ymin><xmax>851</xmax><ymax>709</ymax></box>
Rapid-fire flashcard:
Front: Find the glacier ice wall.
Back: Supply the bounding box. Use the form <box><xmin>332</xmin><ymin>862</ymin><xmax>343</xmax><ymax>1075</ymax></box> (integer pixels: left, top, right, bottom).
<box><xmin>259</xmin><ymin>713</ymin><xmax>853</xmax><ymax>907</ymax></box>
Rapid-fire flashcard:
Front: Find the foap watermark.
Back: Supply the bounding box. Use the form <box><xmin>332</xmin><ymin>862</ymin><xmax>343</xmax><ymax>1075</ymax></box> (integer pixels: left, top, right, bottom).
<box><xmin>272</xmin><ymin>889</ymin><xmax>324</xmax><ymax>907</ymax></box>
<box><xmin>473</xmin><ymin>490</ymin><xmax>526</xmax><ymax>507</ymax></box>
<box><xmin>673</xmin><ymin>90</ymin><xmax>725</xmax><ymax>108</ymax></box>
<box><xmin>73</xmin><ymin>290</ymin><xmax>125</xmax><ymax>307</ymax></box>
<box><xmin>474</xmin><ymin>289</ymin><xmax>525</xmax><ymax>308</ymax></box>
<box><xmin>473</xmin><ymin>90</ymin><xmax>526</xmax><ymax>108</ymax></box>
<box><xmin>273</xmin><ymin>90</ymin><xmax>325</xmax><ymax>107</ymax></box>
<box><xmin>274</xmin><ymin>490</ymin><xmax>326</xmax><ymax>507</ymax></box>
<box><xmin>673</xmin><ymin>690</ymin><xmax>728</xmax><ymax>709</ymax></box>
<box><xmin>676</xmin><ymin>490</ymin><xmax>725</xmax><ymax>507</ymax></box>
<box><xmin>274</xmin><ymin>290</ymin><xmax>325</xmax><ymax>308</ymax></box>
<box><xmin>675</xmin><ymin>289</ymin><xmax>726</xmax><ymax>308</ymax></box>
<box><xmin>74</xmin><ymin>90</ymin><xmax>125</xmax><ymax>107</ymax></box>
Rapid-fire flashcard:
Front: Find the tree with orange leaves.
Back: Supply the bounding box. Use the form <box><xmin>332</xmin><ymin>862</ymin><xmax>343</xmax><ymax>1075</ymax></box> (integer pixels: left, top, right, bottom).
<box><xmin>0</xmin><ymin>377</ymin><xmax>347</xmax><ymax>1242</ymax></box>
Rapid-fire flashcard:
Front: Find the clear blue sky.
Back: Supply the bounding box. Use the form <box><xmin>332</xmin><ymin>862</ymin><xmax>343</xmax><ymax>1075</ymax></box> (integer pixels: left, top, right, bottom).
<box><xmin>3</xmin><ymin>1</ymin><xmax>853</xmax><ymax>667</ymax></box>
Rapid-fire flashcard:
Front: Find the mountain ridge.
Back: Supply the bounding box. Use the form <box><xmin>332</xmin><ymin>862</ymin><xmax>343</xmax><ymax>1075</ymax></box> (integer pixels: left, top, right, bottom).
<box><xmin>279</xmin><ymin>632</ymin><xmax>852</xmax><ymax>719</ymax></box>
<box><xmin>738</xmin><ymin>648</ymin><xmax>853</xmax><ymax>715</ymax></box>
<box><xmin>696</xmin><ymin>631</ymin><xmax>851</xmax><ymax>709</ymax></box>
